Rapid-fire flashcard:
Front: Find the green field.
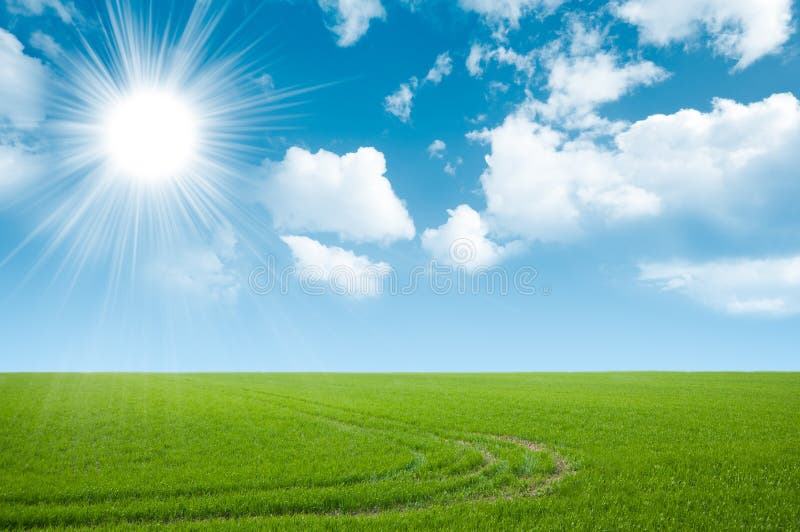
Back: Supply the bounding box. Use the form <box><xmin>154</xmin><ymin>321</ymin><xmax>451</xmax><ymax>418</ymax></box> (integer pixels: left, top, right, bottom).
<box><xmin>0</xmin><ymin>373</ymin><xmax>798</xmax><ymax>529</ymax></box>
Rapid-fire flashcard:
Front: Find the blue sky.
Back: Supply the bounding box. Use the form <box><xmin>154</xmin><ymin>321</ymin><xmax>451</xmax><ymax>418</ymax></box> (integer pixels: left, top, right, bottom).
<box><xmin>0</xmin><ymin>0</ymin><xmax>798</xmax><ymax>371</ymax></box>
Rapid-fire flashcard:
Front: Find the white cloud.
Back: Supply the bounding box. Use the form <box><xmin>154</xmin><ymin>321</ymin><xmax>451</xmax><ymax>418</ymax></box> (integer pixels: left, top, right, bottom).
<box><xmin>29</xmin><ymin>31</ymin><xmax>62</xmax><ymax>59</ymax></box>
<box><xmin>385</xmin><ymin>52</ymin><xmax>452</xmax><ymax>122</ymax></box>
<box><xmin>458</xmin><ymin>0</ymin><xmax>563</xmax><ymax>35</ymax></box>
<box><xmin>565</xmin><ymin>20</ymin><xmax>606</xmax><ymax>56</ymax></box>
<box><xmin>470</xmin><ymin>113</ymin><xmax>661</xmax><ymax>241</ymax></box>
<box><xmin>466</xmin><ymin>43</ymin><xmax>535</xmax><ymax>79</ymax></box>
<box><xmin>577</xmin><ymin>184</ymin><xmax>662</xmax><ymax>221</ymax></box>
<box><xmin>615</xmin><ymin>0</ymin><xmax>794</xmax><ymax>70</ymax></box>
<box><xmin>0</xmin><ymin>28</ymin><xmax>47</xmax><ymax>130</ymax></box>
<box><xmin>213</xmin><ymin>224</ymin><xmax>238</xmax><ymax>262</ymax></box>
<box><xmin>0</xmin><ymin>29</ymin><xmax>48</xmax><ymax>197</ymax></box>
<box><xmin>531</xmin><ymin>42</ymin><xmax>668</xmax><ymax>131</ymax></box>
<box><xmin>281</xmin><ymin>235</ymin><xmax>392</xmax><ymax>297</ymax></box>
<box><xmin>399</xmin><ymin>0</ymin><xmax>423</xmax><ymax>12</ymax></box>
<box><xmin>615</xmin><ymin>93</ymin><xmax>800</xmax><ymax>219</ymax></box>
<box><xmin>470</xmin><ymin>92</ymin><xmax>799</xmax><ymax>242</ymax></box>
<box><xmin>157</xmin><ymin>248</ymin><xmax>240</xmax><ymax>303</ymax></box>
<box><xmin>318</xmin><ymin>0</ymin><xmax>386</xmax><ymax>47</ymax></box>
<box><xmin>443</xmin><ymin>157</ymin><xmax>463</xmax><ymax>176</ymax></box>
<box><xmin>154</xmin><ymin>229</ymin><xmax>241</xmax><ymax>304</ymax></box>
<box><xmin>467</xmin><ymin>113</ymin><xmax>488</xmax><ymax>124</ymax></box>
<box><xmin>422</xmin><ymin>204</ymin><xmax>521</xmax><ymax>271</ymax></box>
<box><xmin>541</xmin><ymin>52</ymin><xmax>667</xmax><ymax>120</ymax></box>
<box><xmin>0</xmin><ymin>141</ymin><xmax>45</xmax><ymax>200</ymax></box>
<box><xmin>489</xmin><ymin>81</ymin><xmax>510</xmax><ymax>95</ymax></box>
<box><xmin>424</xmin><ymin>52</ymin><xmax>453</xmax><ymax>84</ymax></box>
<box><xmin>639</xmin><ymin>256</ymin><xmax>800</xmax><ymax>316</ymax></box>
<box><xmin>257</xmin><ymin>73</ymin><xmax>275</xmax><ymax>91</ymax></box>
<box><xmin>427</xmin><ymin>139</ymin><xmax>446</xmax><ymax>158</ymax></box>
<box><xmin>466</xmin><ymin>45</ymin><xmax>484</xmax><ymax>76</ymax></box>
<box><xmin>5</xmin><ymin>0</ymin><xmax>77</xmax><ymax>23</ymax></box>
<box><xmin>384</xmin><ymin>79</ymin><xmax>417</xmax><ymax>122</ymax></box>
<box><xmin>262</xmin><ymin>146</ymin><xmax>415</xmax><ymax>243</ymax></box>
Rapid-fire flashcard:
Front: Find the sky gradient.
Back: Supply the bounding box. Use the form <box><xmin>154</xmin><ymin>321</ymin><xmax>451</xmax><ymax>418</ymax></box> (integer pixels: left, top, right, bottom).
<box><xmin>0</xmin><ymin>0</ymin><xmax>799</xmax><ymax>371</ymax></box>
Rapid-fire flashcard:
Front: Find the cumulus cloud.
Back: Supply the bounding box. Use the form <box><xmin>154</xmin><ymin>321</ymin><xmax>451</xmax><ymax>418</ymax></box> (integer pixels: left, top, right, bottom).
<box><xmin>281</xmin><ymin>235</ymin><xmax>392</xmax><ymax>297</ymax></box>
<box><xmin>0</xmin><ymin>28</ymin><xmax>48</xmax><ymax>130</ymax></box>
<box><xmin>318</xmin><ymin>0</ymin><xmax>386</xmax><ymax>47</ymax></box>
<box><xmin>384</xmin><ymin>79</ymin><xmax>417</xmax><ymax>122</ymax></box>
<box><xmin>469</xmin><ymin>114</ymin><xmax>660</xmax><ymax>241</ymax></box>
<box><xmin>615</xmin><ymin>0</ymin><xmax>794</xmax><ymax>70</ymax></box>
<box><xmin>262</xmin><ymin>146</ymin><xmax>415</xmax><ymax>243</ymax></box>
<box><xmin>526</xmin><ymin>23</ymin><xmax>668</xmax><ymax>132</ymax></box>
<box><xmin>533</xmin><ymin>51</ymin><xmax>668</xmax><ymax>130</ymax></box>
<box><xmin>422</xmin><ymin>204</ymin><xmax>521</xmax><ymax>271</ymax></box>
<box><xmin>639</xmin><ymin>256</ymin><xmax>800</xmax><ymax>316</ymax></box>
<box><xmin>614</xmin><ymin>93</ymin><xmax>800</xmax><ymax>218</ymax></box>
<box><xmin>424</xmin><ymin>52</ymin><xmax>453</xmax><ymax>84</ymax></box>
<box><xmin>458</xmin><ymin>0</ymin><xmax>563</xmax><ymax>36</ymax></box>
<box><xmin>466</xmin><ymin>43</ymin><xmax>535</xmax><ymax>79</ymax></box>
<box><xmin>427</xmin><ymin>139</ymin><xmax>446</xmax><ymax>158</ymax></box>
<box><xmin>5</xmin><ymin>0</ymin><xmax>77</xmax><ymax>23</ymax></box>
<box><xmin>469</xmin><ymin>92</ymin><xmax>799</xmax><ymax>242</ymax></box>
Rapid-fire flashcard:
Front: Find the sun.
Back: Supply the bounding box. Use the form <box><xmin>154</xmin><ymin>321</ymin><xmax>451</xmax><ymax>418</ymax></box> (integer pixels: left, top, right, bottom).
<box><xmin>12</xmin><ymin>0</ymin><xmax>302</xmax><ymax>286</ymax></box>
<box><xmin>104</xmin><ymin>88</ymin><xmax>199</xmax><ymax>183</ymax></box>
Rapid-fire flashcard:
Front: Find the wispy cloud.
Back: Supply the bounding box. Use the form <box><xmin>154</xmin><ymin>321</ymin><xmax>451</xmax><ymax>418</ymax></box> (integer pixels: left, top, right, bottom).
<box><xmin>639</xmin><ymin>256</ymin><xmax>800</xmax><ymax>316</ymax></box>
<box><xmin>385</xmin><ymin>52</ymin><xmax>453</xmax><ymax>122</ymax></box>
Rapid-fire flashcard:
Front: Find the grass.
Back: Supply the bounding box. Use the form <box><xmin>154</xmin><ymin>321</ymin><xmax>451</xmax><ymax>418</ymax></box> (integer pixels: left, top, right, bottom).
<box><xmin>0</xmin><ymin>373</ymin><xmax>798</xmax><ymax>529</ymax></box>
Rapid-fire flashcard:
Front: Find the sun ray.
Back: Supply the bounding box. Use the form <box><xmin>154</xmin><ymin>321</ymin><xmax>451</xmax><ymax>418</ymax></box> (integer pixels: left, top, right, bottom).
<box><xmin>7</xmin><ymin>0</ymin><xmax>307</xmax><ymax>297</ymax></box>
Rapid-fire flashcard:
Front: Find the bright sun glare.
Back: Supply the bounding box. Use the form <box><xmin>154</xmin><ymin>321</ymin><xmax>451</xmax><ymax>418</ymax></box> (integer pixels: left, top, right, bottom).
<box><xmin>16</xmin><ymin>0</ymin><xmax>298</xmax><ymax>285</ymax></box>
<box><xmin>104</xmin><ymin>89</ymin><xmax>199</xmax><ymax>183</ymax></box>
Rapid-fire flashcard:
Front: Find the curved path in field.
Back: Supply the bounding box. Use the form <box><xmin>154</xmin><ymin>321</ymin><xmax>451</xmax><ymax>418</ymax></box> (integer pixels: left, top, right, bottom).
<box><xmin>2</xmin><ymin>384</ymin><xmax>575</xmax><ymax>528</ymax></box>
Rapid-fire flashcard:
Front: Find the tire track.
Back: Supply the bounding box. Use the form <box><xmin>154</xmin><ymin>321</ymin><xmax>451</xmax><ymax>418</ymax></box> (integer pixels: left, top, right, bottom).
<box><xmin>0</xmin><ymin>380</ymin><xmax>575</xmax><ymax>529</ymax></box>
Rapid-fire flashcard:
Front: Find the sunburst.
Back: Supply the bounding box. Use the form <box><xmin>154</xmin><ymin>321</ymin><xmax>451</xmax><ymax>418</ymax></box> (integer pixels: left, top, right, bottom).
<box><xmin>6</xmin><ymin>0</ymin><xmax>309</xmax><ymax>292</ymax></box>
